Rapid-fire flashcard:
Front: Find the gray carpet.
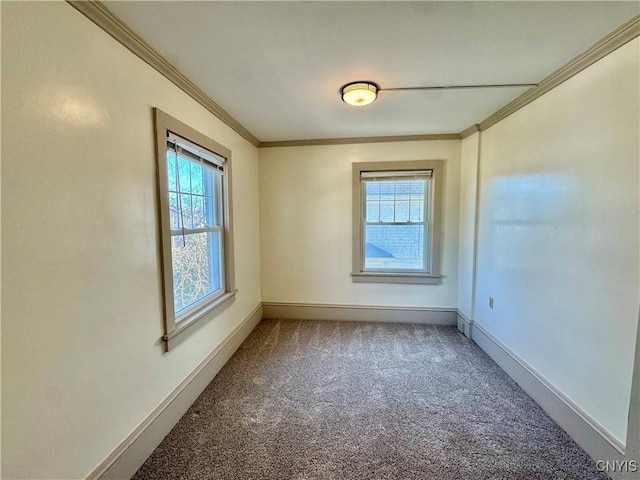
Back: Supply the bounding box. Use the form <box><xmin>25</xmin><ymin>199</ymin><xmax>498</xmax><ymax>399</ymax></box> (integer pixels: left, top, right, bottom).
<box><xmin>133</xmin><ymin>319</ymin><xmax>608</xmax><ymax>480</ymax></box>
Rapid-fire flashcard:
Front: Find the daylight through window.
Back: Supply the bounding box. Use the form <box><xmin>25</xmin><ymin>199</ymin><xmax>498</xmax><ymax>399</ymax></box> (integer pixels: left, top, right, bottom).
<box><xmin>155</xmin><ymin>108</ymin><xmax>235</xmax><ymax>350</ymax></box>
<box><xmin>362</xmin><ymin>170</ymin><xmax>431</xmax><ymax>272</ymax></box>
<box><xmin>167</xmin><ymin>133</ymin><xmax>225</xmax><ymax>315</ymax></box>
<box><xmin>352</xmin><ymin>160</ymin><xmax>443</xmax><ymax>284</ymax></box>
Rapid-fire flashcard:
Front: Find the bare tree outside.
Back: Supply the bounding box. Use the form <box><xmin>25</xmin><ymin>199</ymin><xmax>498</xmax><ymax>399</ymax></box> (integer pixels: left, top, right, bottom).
<box><xmin>168</xmin><ymin>150</ymin><xmax>223</xmax><ymax>313</ymax></box>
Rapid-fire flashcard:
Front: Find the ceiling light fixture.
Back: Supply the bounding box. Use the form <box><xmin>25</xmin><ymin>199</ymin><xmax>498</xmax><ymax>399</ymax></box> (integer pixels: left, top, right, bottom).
<box><xmin>341</xmin><ymin>82</ymin><xmax>379</xmax><ymax>106</ymax></box>
<box><xmin>340</xmin><ymin>81</ymin><xmax>538</xmax><ymax>106</ymax></box>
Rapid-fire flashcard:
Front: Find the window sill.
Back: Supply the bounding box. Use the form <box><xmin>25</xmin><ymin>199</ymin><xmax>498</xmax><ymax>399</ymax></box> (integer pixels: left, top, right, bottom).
<box><xmin>163</xmin><ymin>290</ymin><xmax>237</xmax><ymax>350</ymax></box>
<box><xmin>351</xmin><ymin>272</ymin><xmax>442</xmax><ymax>285</ymax></box>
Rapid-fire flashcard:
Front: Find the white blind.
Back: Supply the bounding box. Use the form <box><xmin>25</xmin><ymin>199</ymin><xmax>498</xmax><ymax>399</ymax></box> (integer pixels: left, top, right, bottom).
<box><xmin>167</xmin><ymin>132</ymin><xmax>226</xmax><ymax>169</ymax></box>
<box><xmin>361</xmin><ymin>170</ymin><xmax>432</xmax><ymax>182</ymax></box>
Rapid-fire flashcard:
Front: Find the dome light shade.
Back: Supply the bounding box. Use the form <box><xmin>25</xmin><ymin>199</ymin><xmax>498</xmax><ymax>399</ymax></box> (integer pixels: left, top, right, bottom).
<box><xmin>341</xmin><ymin>82</ymin><xmax>378</xmax><ymax>106</ymax></box>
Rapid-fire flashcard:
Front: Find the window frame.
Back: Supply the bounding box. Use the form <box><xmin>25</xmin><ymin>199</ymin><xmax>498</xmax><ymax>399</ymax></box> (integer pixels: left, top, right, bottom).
<box><xmin>351</xmin><ymin>160</ymin><xmax>444</xmax><ymax>284</ymax></box>
<box><xmin>154</xmin><ymin>108</ymin><xmax>236</xmax><ymax>350</ymax></box>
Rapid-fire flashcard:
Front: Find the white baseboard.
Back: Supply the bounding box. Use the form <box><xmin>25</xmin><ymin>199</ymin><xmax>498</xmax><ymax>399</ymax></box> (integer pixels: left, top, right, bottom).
<box><xmin>470</xmin><ymin>320</ymin><xmax>626</xmax><ymax>478</ymax></box>
<box><xmin>85</xmin><ymin>303</ymin><xmax>630</xmax><ymax>480</ymax></box>
<box><xmin>262</xmin><ymin>302</ymin><xmax>457</xmax><ymax>325</ymax></box>
<box><xmin>90</xmin><ymin>304</ymin><xmax>263</xmax><ymax>480</ymax></box>
<box><xmin>456</xmin><ymin>310</ymin><xmax>473</xmax><ymax>338</ymax></box>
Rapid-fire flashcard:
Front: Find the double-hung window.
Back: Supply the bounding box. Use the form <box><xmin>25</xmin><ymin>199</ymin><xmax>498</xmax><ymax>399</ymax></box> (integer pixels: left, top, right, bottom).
<box><xmin>154</xmin><ymin>109</ymin><xmax>235</xmax><ymax>349</ymax></box>
<box><xmin>352</xmin><ymin>160</ymin><xmax>443</xmax><ymax>284</ymax></box>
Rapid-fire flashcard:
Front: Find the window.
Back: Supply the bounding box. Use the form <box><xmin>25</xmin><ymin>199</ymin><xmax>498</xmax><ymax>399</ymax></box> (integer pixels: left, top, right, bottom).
<box><xmin>352</xmin><ymin>160</ymin><xmax>443</xmax><ymax>284</ymax></box>
<box><xmin>154</xmin><ymin>109</ymin><xmax>235</xmax><ymax>349</ymax></box>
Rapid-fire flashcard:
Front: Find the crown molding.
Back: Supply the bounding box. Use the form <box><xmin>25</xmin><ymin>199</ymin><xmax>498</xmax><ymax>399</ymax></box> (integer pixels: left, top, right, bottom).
<box><xmin>459</xmin><ymin>124</ymin><xmax>480</xmax><ymax>139</ymax></box>
<box><xmin>67</xmin><ymin>1</ymin><xmax>261</xmax><ymax>147</ymax></box>
<box><xmin>473</xmin><ymin>14</ymin><xmax>640</xmax><ymax>134</ymax></box>
<box><xmin>68</xmin><ymin>2</ymin><xmax>638</xmax><ymax>150</ymax></box>
<box><xmin>259</xmin><ymin>133</ymin><xmax>461</xmax><ymax>148</ymax></box>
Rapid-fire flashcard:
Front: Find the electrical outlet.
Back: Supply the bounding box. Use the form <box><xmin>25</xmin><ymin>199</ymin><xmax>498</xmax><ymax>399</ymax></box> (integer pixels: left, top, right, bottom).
<box><xmin>489</xmin><ymin>297</ymin><xmax>494</xmax><ymax>309</ymax></box>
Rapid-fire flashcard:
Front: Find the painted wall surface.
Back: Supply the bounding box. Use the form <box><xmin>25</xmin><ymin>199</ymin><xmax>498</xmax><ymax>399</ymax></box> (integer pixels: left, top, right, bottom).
<box><xmin>259</xmin><ymin>141</ymin><xmax>461</xmax><ymax>307</ymax></box>
<box><xmin>457</xmin><ymin>133</ymin><xmax>480</xmax><ymax>319</ymax></box>
<box><xmin>1</xmin><ymin>2</ymin><xmax>261</xmax><ymax>478</ymax></box>
<box><xmin>474</xmin><ymin>39</ymin><xmax>639</xmax><ymax>445</ymax></box>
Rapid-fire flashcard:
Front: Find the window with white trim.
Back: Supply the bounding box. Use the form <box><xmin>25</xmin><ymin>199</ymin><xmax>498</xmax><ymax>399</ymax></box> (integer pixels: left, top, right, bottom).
<box><xmin>154</xmin><ymin>109</ymin><xmax>235</xmax><ymax>349</ymax></box>
<box><xmin>352</xmin><ymin>160</ymin><xmax>443</xmax><ymax>284</ymax></box>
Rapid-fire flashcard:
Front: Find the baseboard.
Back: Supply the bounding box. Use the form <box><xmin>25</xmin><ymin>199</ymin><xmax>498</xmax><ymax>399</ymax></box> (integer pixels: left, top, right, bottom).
<box><xmin>262</xmin><ymin>301</ymin><xmax>457</xmax><ymax>325</ymax></box>
<box><xmin>90</xmin><ymin>304</ymin><xmax>263</xmax><ymax>480</ymax></box>
<box><xmin>456</xmin><ymin>310</ymin><xmax>473</xmax><ymax>338</ymax></box>
<box><xmin>470</xmin><ymin>320</ymin><xmax>626</xmax><ymax>477</ymax></box>
<box><xmin>85</xmin><ymin>303</ymin><xmax>627</xmax><ymax>479</ymax></box>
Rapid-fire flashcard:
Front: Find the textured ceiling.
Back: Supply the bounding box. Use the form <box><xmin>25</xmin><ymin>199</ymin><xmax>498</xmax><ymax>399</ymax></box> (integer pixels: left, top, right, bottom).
<box><xmin>104</xmin><ymin>1</ymin><xmax>638</xmax><ymax>142</ymax></box>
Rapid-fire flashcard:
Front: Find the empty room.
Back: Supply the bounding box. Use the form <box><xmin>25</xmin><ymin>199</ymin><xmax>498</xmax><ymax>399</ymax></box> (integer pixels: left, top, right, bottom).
<box><xmin>2</xmin><ymin>1</ymin><xmax>639</xmax><ymax>479</ymax></box>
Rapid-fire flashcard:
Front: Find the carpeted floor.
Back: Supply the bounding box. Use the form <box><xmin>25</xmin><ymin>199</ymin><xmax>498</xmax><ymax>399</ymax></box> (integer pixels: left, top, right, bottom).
<box><xmin>133</xmin><ymin>319</ymin><xmax>608</xmax><ymax>480</ymax></box>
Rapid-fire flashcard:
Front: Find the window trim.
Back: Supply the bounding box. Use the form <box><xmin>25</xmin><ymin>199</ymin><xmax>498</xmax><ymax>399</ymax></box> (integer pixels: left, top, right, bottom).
<box><xmin>351</xmin><ymin>160</ymin><xmax>444</xmax><ymax>285</ymax></box>
<box><xmin>154</xmin><ymin>108</ymin><xmax>236</xmax><ymax>350</ymax></box>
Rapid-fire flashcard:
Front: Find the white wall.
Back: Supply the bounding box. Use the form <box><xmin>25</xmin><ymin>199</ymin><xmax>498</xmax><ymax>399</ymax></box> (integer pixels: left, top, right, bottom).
<box><xmin>457</xmin><ymin>132</ymin><xmax>480</xmax><ymax>319</ymax></box>
<box><xmin>259</xmin><ymin>140</ymin><xmax>461</xmax><ymax>308</ymax></box>
<box><xmin>473</xmin><ymin>39</ymin><xmax>639</xmax><ymax>446</ymax></box>
<box><xmin>1</xmin><ymin>2</ymin><xmax>261</xmax><ymax>478</ymax></box>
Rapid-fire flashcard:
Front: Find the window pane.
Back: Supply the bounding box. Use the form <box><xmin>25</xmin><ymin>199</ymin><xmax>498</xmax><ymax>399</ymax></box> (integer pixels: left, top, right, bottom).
<box><xmin>190</xmin><ymin>162</ymin><xmax>204</xmax><ymax>195</ymax></box>
<box><xmin>364</xmin><ymin>224</ymin><xmax>425</xmax><ymax>270</ymax></box>
<box><xmin>169</xmin><ymin>192</ymin><xmax>181</xmax><ymax>230</ymax></box>
<box><xmin>380</xmin><ymin>201</ymin><xmax>394</xmax><ymax>222</ymax></box>
<box><xmin>167</xmin><ymin>151</ymin><xmax>177</xmax><ymax>192</ymax></box>
<box><xmin>179</xmin><ymin>194</ymin><xmax>193</xmax><ymax>229</ymax></box>
<box><xmin>210</xmin><ymin>230</ymin><xmax>223</xmax><ymax>292</ymax></box>
<box><xmin>171</xmin><ymin>231</ymin><xmax>222</xmax><ymax>314</ymax></box>
<box><xmin>366</xmin><ymin>201</ymin><xmax>379</xmax><ymax>222</ymax></box>
<box><xmin>379</xmin><ymin>182</ymin><xmax>394</xmax><ymax>200</ymax></box>
<box><xmin>364</xmin><ymin>182</ymin><xmax>379</xmax><ymax>200</ymax></box>
<box><xmin>410</xmin><ymin>200</ymin><xmax>424</xmax><ymax>222</ymax></box>
<box><xmin>192</xmin><ymin>195</ymin><xmax>205</xmax><ymax>228</ymax></box>
<box><xmin>395</xmin><ymin>201</ymin><xmax>409</xmax><ymax>222</ymax></box>
<box><xmin>410</xmin><ymin>180</ymin><xmax>425</xmax><ymax>200</ymax></box>
<box><xmin>366</xmin><ymin>179</ymin><xmax>431</xmax><ymax>224</ymax></box>
<box><xmin>395</xmin><ymin>180</ymin><xmax>411</xmax><ymax>201</ymax></box>
<box><xmin>177</xmin><ymin>156</ymin><xmax>191</xmax><ymax>194</ymax></box>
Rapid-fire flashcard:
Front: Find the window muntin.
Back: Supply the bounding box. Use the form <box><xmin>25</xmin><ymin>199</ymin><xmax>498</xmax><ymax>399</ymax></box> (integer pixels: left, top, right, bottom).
<box><xmin>361</xmin><ymin>171</ymin><xmax>432</xmax><ymax>272</ymax></box>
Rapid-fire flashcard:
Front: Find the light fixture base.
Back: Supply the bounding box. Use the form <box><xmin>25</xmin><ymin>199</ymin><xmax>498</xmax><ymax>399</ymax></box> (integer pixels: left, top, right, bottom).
<box><xmin>341</xmin><ymin>82</ymin><xmax>379</xmax><ymax>106</ymax></box>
